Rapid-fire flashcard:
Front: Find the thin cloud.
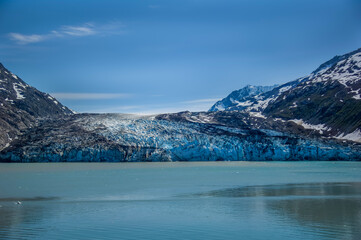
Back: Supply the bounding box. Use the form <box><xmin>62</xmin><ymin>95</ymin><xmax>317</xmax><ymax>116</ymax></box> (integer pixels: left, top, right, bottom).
<box><xmin>8</xmin><ymin>21</ymin><xmax>124</xmax><ymax>45</ymax></box>
<box><xmin>86</xmin><ymin>105</ymin><xmax>143</xmax><ymax>113</ymax></box>
<box><xmin>7</xmin><ymin>33</ymin><xmax>46</xmax><ymax>44</ymax></box>
<box><xmin>60</xmin><ymin>25</ymin><xmax>96</xmax><ymax>36</ymax></box>
<box><xmin>60</xmin><ymin>97</ymin><xmax>218</xmax><ymax>114</ymax></box>
<box><xmin>50</xmin><ymin>93</ymin><xmax>132</xmax><ymax>100</ymax></box>
<box><xmin>92</xmin><ymin>100</ymin><xmax>218</xmax><ymax>115</ymax></box>
<box><xmin>129</xmin><ymin>105</ymin><xmax>210</xmax><ymax>115</ymax></box>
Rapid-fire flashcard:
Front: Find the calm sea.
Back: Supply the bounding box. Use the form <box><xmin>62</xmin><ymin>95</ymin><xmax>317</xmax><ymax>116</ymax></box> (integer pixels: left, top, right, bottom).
<box><xmin>0</xmin><ymin>162</ymin><xmax>360</xmax><ymax>240</ymax></box>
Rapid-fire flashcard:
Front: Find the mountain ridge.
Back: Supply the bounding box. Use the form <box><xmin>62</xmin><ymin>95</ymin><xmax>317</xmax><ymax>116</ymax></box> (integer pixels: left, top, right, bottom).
<box><xmin>1</xmin><ymin>47</ymin><xmax>361</xmax><ymax>162</ymax></box>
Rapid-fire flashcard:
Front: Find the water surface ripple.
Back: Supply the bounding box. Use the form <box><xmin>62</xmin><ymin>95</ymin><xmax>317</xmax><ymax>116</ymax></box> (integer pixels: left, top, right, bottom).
<box><xmin>0</xmin><ymin>162</ymin><xmax>360</xmax><ymax>240</ymax></box>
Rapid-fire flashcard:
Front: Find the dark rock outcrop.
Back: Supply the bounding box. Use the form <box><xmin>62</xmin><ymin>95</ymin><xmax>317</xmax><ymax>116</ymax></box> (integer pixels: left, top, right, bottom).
<box><xmin>0</xmin><ymin>63</ymin><xmax>73</xmax><ymax>149</ymax></box>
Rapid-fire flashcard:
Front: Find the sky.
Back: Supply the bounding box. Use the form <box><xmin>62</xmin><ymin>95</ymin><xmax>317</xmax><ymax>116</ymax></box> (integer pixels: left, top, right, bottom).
<box><xmin>0</xmin><ymin>0</ymin><xmax>361</xmax><ymax>114</ymax></box>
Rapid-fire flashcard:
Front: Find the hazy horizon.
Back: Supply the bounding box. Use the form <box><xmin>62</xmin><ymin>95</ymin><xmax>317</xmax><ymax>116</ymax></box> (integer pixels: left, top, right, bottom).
<box><xmin>1</xmin><ymin>0</ymin><xmax>361</xmax><ymax>114</ymax></box>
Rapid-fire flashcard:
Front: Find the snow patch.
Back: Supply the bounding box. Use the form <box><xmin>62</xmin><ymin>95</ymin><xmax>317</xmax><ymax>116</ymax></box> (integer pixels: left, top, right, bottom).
<box><xmin>236</xmin><ymin>100</ymin><xmax>253</xmax><ymax>107</ymax></box>
<box><xmin>335</xmin><ymin>129</ymin><xmax>361</xmax><ymax>143</ymax></box>
<box><xmin>13</xmin><ymin>83</ymin><xmax>26</xmax><ymax>100</ymax></box>
<box><xmin>310</xmin><ymin>52</ymin><xmax>361</xmax><ymax>87</ymax></box>
<box><xmin>217</xmin><ymin>105</ymin><xmax>225</xmax><ymax>111</ymax></box>
<box><xmin>278</xmin><ymin>86</ymin><xmax>292</xmax><ymax>93</ymax></box>
<box><xmin>11</xmin><ymin>73</ymin><xmax>18</xmax><ymax>80</ymax></box>
<box><xmin>289</xmin><ymin>119</ymin><xmax>328</xmax><ymax>132</ymax></box>
<box><xmin>249</xmin><ymin>112</ymin><xmax>267</xmax><ymax>119</ymax></box>
<box><xmin>5</xmin><ymin>98</ymin><xmax>14</xmax><ymax>104</ymax></box>
<box><xmin>352</xmin><ymin>95</ymin><xmax>361</xmax><ymax>100</ymax></box>
<box><xmin>274</xmin><ymin>118</ymin><xmax>285</xmax><ymax>122</ymax></box>
<box><xmin>289</xmin><ymin>102</ymin><xmax>297</xmax><ymax>108</ymax></box>
<box><xmin>247</xmin><ymin>97</ymin><xmax>275</xmax><ymax>112</ymax></box>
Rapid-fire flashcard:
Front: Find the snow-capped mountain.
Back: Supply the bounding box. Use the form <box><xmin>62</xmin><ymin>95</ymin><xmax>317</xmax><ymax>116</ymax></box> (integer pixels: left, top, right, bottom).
<box><xmin>211</xmin><ymin>48</ymin><xmax>361</xmax><ymax>113</ymax></box>
<box><xmin>264</xmin><ymin>48</ymin><xmax>361</xmax><ymax>140</ymax></box>
<box><xmin>209</xmin><ymin>85</ymin><xmax>277</xmax><ymax>111</ymax></box>
<box><xmin>210</xmin><ymin>48</ymin><xmax>361</xmax><ymax>142</ymax></box>
<box><xmin>216</xmin><ymin>79</ymin><xmax>305</xmax><ymax>113</ymax></box>
<box><xmin>0</xmin><ymin>63</ymin><xmax>73</xmax><ymax>149</ymax></box>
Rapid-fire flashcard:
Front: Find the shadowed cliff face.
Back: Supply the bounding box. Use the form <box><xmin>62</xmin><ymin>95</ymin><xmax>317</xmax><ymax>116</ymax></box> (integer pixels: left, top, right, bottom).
<box><xmin>0</xmin><ymin>113</ymin><xmax>360</xmax><ymax>162</ymax></box>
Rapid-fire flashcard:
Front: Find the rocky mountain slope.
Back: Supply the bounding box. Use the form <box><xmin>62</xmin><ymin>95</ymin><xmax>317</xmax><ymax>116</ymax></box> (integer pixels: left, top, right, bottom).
<box><xmin>210</xmin><ymin>48</ymin><xmax>361</xmax><ymax>143</ymax></box>
<box><xmin>0</xmin><ymin>63</ymin><xmax>73</xmax><ymax>150</ymax></box>
<box><xmin>265</xmin><ymin>49</ymin><xmax>361</xmax><ymax>139</ymax></box>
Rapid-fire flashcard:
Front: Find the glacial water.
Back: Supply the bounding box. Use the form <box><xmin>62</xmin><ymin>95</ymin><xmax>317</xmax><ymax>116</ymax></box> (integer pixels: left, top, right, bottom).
<box><xmin>0</xmin><ymin>162</ymin><xmax>360</xmax><ymax>240</ymax></box>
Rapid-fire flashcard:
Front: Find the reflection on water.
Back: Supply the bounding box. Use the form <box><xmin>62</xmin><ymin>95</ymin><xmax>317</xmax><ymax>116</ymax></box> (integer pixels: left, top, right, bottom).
<box><xmin>268</xmin><ymin>198</ymin><xmax>361</xmax><ymax>240</ymax></box>
<box><xmin>0</xmin><ymin>182</ymin><xmax>360</xmax><ymax>240</ymax></box>
<box><xmin>193</xmin><ymin>182</ymin><xmax>361</xmax><ymax>240</ymax></box>
<box><xmin>1</xmin><ymin>162</ymin><xmax>361</xmax><ymax>240</ymax></box>
<box><xmin>0</xmin><ymin>204</ymin><xmax>47</xmax><ymax>240</ymax></box>
<box><xmin>193</xmin><ymin>182</ymin><xmax>361</xmax><ymax>198</ymax></box>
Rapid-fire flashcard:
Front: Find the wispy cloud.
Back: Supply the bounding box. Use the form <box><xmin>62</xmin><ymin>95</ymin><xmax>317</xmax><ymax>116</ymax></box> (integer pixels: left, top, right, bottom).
<box><xmin>85</xmin><ymin>98</ymin><xmax>220</xmax><ymax>115</ymax></box>
<box><xmin>7</xmin><ymin>33</ymin><xmax>46</xmax><ymax>44</ymax></box>
<box><xmin>85</xmin><ymin>105</ymin><xmax>143</xmax><ymax>113</ymax></box>
<box><xmin>144</xmin><ymin>98</ymin><xmax>220</xmax><ymax>114</ymax></box>
<box><xmin>60</xmin><ymin>25</ymin><xmax>96</xmax><ymax>37</ymax></box>
<box><xmin>8</xmin><ymin>21</ymin><xmax>124</xmax><ymax>44</ymax></box>
<box><xmin>50</xmin><ymin>93</ymin><xmax>132</xmax><ymax>100</ymax></box>
<box><xmin>59</xmin><ymin>96</ymin><xmax>219</xmax><ymax>115</ymax></box>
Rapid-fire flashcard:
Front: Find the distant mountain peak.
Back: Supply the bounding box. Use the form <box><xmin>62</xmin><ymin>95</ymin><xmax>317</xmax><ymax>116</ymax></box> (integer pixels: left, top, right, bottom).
<box><xmin>209</xmin><ymin>85</ymin><xmax>277</xmax><ymax>111</ymax></box>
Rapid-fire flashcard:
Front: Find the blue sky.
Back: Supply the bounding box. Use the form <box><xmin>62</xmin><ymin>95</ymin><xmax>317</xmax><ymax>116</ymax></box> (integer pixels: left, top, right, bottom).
<box><xmin>1</xmin><ymin>0</ymin><xmax>361</xmax><ymax>114</ymax></box>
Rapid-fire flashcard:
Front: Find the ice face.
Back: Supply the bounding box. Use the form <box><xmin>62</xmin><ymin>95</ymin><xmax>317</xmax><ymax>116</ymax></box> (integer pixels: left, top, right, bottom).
<box><xmin>1</xmin><ymin>114</ymin><xmax>360</xmax><ymax>162</ymax></box>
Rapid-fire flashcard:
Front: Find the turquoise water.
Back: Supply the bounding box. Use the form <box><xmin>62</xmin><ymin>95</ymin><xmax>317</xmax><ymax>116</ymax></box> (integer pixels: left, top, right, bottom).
<box><xmin>0</xmin><ymin>162</ymin><xmax>360</xmax><ymax>240</ymax></box>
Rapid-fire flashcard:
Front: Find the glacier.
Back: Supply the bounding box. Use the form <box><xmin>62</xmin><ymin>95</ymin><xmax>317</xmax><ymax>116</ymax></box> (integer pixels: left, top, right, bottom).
<box><xmin>1</xmin><ymin>114</ymin><xmax>360</xmax><ymax>162</ymax></box>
